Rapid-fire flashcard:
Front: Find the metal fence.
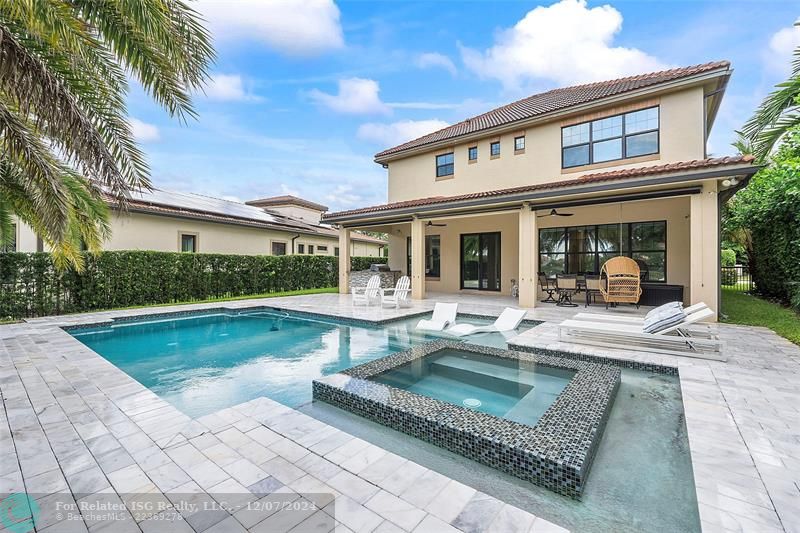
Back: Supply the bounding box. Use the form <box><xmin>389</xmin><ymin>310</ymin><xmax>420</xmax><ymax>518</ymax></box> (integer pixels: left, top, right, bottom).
<box><xmin>721</xmin><ymin>265</ymin><xmax>754</xmax><ymax>293</ymax></box>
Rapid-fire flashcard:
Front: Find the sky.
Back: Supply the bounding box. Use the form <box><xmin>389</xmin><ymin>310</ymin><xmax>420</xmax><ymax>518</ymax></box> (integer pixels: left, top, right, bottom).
<box><xmin>127</xmin><ymin>0</ymin><xmax>800</xmax><ymax>212</ymax></box>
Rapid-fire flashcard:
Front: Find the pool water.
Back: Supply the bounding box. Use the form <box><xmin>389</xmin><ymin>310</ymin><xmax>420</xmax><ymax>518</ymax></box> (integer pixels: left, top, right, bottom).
<box><xmin>70</xmin><ymin>309</ymin><xmax>530</xmax><ymax>418</ymax></box>
<box><xmin>372</xmin><ymin>348</ymin><xmax>574</xmax><ymax>426</ymax></box>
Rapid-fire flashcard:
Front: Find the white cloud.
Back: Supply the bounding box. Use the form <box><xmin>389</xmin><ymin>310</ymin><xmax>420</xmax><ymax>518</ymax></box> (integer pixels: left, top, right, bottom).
<box><xmin>416</xmin><ymin>52</ymin><xmax>457</xmax><ymax>75</ymax></box>
<box><xmin>357</xmin><ymin>119</ymin><xmax>449</xmax><ymax>147</ymax></box>
<box><xmin>196</xmin><ymin>0</ymin><xmax>344</xmax><ymax>56</ymax></box>
<box><xmin>130</xmin><ymin>118</ymin><xmax>160</xmax><ymax>142</ymax></box>
<box><xmin>204</xmin><ymin>74</ymin><xmax>259</xmax><ymax>102</ymax></box>
<box><xmin>460</xmin><ymin>0</ymin><xmax>666</xmax><ymax>90</ymax></box>
<box><xmin>308</xmin><ymin>78</ymin><xmax>391</xmax><ymax>115</ymax></box>
<box><xmin>766</xmin><ymin>26</ymin><xmax>800</xmax><ymax>74</ymax></box>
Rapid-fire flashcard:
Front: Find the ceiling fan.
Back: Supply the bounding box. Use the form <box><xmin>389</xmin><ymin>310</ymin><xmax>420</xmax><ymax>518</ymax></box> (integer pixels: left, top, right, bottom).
<box><xmin>537</xmin><ymin>209</ymin><xmax>574</xmax><ymax>218</ymax></box>
<box><xmin>426</xmin><ymin>221</ymin><xmax>447</xmax><ymax>227</ymax></box>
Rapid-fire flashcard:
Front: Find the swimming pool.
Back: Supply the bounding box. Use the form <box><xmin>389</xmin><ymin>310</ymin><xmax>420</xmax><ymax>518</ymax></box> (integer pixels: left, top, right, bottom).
<box><xmin>69</xmin><ymin>308</ymin><xmax>533</xmax><ymax>418</ymax></box>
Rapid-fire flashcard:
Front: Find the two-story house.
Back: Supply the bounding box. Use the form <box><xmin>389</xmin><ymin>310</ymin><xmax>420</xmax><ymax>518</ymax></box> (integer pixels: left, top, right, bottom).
<box><xmin>323</xmin><ymin>61</ymin><xmax>759</xmax><ymax>319</ymax></box>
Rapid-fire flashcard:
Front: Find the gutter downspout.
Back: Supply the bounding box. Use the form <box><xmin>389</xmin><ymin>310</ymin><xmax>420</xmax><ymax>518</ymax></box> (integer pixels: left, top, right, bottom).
<box><xmin>291</xmin><ymin>234</ymin><xmax>300</xmax><ymax>254</ymax></box>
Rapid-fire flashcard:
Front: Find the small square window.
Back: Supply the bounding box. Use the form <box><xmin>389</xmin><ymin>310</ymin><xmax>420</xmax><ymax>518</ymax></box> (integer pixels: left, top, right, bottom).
<box><xmin>180</xmin><ymin>234</ymin><xmax>196</xmax><ymax>253</ymax></box>
<box><xmin>317</xmin><ymin>245</ymin><xmax>328</xmax><ymax>253</ymax></box>
<box><xmin>514</xmin><ymin>136</ymin><xmax>525</xmax><ymax>151</ymax></box>
<box><xmin>490</xmin><ymin>141</ymin><xmax>500</xmax><ymax>157</ymax></box>
<box><xmin>298</xmin><ymin>244</ymin><xmax>305</xmax><ymax>254</ymax></box>
<box><xmin>468</xmin><ymin>146</ymin><xmax>478</xmax><ymax>161</ymax></box>
<box><xmin>271</xmin><ymin>241</ymin><xmax>287</xmax><ymax>255</ymax></box>
<box><xmin>436</xmin><ymin>152</ymin><xmax>454</xmax><ymax>177</ymax></box>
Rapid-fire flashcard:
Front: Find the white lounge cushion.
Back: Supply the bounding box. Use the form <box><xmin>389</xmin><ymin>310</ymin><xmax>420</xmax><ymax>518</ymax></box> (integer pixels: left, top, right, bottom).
<box><xmin>643</xmin><ymin>306</ymin><xmax>686</xmax><ymax>334</ymax></box>
<box><xmin>644</xmin><ymin>301</ymin><xmax>683</xmax><ymax>321</ymax></box>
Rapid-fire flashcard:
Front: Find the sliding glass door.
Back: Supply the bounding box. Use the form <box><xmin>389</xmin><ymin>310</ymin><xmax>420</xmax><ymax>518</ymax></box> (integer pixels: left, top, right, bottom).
<box><xmin>461</xmin><ymin>232</ymin><xmax>501</xmax><ymax>291</ymax></box>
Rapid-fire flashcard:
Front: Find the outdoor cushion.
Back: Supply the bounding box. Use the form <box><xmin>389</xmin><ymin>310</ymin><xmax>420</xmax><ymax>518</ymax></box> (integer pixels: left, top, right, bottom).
<box><xmin>644</xmin><ymin>301</ymin><xmax>683</xmax><ymax>321</ymax></box>
<box><xmin>643</xmin><ymin>306</ymin><xmax>686</xmax><ymax>334</ymax></box>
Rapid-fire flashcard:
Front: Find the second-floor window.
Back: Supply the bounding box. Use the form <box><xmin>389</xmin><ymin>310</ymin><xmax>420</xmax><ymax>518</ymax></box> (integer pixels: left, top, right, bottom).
<box><xmin>490</xmin><ymin>141</ymin><xmax>500</xmax><ymax>157</ymax></box>
<box><xmin>436</xmin><ymin>152</ymin><xmax>454</xmax><ymax>177</ymax></box>
<box><xmin>561</xmin><ymin>106</ymin><xmax>659</xmax><ymax>168</ymax></box>
<box><xmin>514</xmin><ymin>136</ymin><xmax>525</xmax><ymax>151</ymax></box>
<box><xmin>468</xmin><ymin>146</ymin><xmax>478</xmax><ymax>161</ymax></box>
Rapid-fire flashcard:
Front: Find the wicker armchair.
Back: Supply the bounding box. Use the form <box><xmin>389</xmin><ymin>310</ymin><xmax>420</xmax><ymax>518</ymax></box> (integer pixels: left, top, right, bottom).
<box><xmin>599</xmin><ymin>257</ymin><xmax>642</xmax><ymax>308</ymax></box>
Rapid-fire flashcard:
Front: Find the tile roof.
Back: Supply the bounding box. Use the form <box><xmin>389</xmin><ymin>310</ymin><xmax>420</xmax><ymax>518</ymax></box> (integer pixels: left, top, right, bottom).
<box><xmin>245</xmin><ymin>194</ymin><xmax>329</xmax><ymax>212</ymax></box>
<box><xmin>375</xmin><ymin>61</ymin><xmax>731</xmax><ymax>160</ymax></box>
<box><xmin>323</xmin><ymin>155</ymin><xmax>756</xmax><ymax>220</ymax></box>
<box><xmin>106</xmin><ymin>189</ymin><xmax>386</xmax><ymax>244</ymax></box>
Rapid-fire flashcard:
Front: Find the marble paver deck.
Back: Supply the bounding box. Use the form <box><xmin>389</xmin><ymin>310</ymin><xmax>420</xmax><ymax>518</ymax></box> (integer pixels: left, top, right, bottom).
<box><xmin>1</xmin><ymin>296</ymin><xmax>563</xmax><ymax>533</ymax></box>
<box><xmin>2</xmin><ymin>292</ymin><xmax>799</xmax><ymax>532</ymax></box>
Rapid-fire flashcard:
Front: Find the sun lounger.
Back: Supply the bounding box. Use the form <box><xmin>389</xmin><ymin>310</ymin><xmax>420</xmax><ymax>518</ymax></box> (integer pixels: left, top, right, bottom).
<box><xmin>558</xmin><ymin>307</ymin><xmax>724</xmax><ymax>360</ymax></box>
<box><xmin>445</xmin><ymin>307</ymin><xmax>527</xmax><ymax>337</ymax></box>
<box><xmin>416</xmin><ymin>303</ymin><xmax>458</xmax><ymax>331</ymax></box>
<box><xmin>573</xmin><ymin>302</ymin><xmax>708</xmax><ymax>325</ymax></box>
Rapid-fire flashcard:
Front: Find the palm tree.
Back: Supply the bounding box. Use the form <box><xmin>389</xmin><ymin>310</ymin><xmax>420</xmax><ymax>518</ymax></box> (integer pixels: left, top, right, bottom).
<box><xmin>0</xmin><ymin>1</ymin><xmax>214</xmax><ymax>268</ymax></box>
<box><xmin>742</xmin><ymin>43</ymin><xmax>800</xmax><ymax>162</ymax></box>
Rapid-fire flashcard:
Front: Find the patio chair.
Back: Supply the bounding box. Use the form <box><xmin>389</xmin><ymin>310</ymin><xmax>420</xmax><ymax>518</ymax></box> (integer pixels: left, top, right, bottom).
<box><xmin>416</xmin><ymin>303</ymin><xmax>458</xmax><ymax>331</ymax></box>
<box><xmin>351</xmin><ymin>275</ymin><xmax>381</xmax><ymax>306</ymax></box>
<box><xmin>584</xmin><ymin>274</ymin><xmax>604</xmax><ymax>307</ymax></box>
<box><xmin>599</xmin><ymin>257</ymin><xmax>642</xmax><ymax>308</ymax></box>
<box><xmin>555</xmin><ymin>274</ymin><xmax>578</xmax><ymax>307</ymax></box>
<box><xmin>538</xmin><ymin>273</ymin><xmax>557</xmax><ymax>303</ymax></box>
<box><xmin>380</xmin><ymin>276</ymin><xmax>411</xmax><ymax>309</ymax></box>
<box><xmin>558</xmin><ymin>307</ymin><xmax>724</xmax><ymax>360</ymax></box>
<box><xmin>445</xmin><ymin>307</ymin><xmax>527</xmax><ymax>337</ymax></box>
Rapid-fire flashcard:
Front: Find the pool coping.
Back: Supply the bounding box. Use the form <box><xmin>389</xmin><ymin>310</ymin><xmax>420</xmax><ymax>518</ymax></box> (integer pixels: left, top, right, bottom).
<box><xmin>312</xmin><ymin>339</ymin><xmax>621</xmax><ymax>499</ymax></box>
<box><xmin>60</xmin><ymin>304</ymin><xmax>543</xmax><ymax>333</ymax></box>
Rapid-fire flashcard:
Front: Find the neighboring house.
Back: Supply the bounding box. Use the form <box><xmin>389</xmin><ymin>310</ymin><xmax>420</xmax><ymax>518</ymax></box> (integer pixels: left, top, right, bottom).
<box><xmin>324</xmin><ymin>61</ymin><xmax>760</xmax><ymax>319</ymax></box>
<box><xmin>9</xmin><ymin>191</ymin><xmax>386</xmax><ymax>257</ymax></box>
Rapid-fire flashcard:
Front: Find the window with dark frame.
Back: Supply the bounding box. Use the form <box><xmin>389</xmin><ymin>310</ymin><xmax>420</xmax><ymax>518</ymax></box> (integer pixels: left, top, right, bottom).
<box><xmin>490</xmin><ymin>141</ymin><xmax>500</xmax><ymax>157</ymax></box>
<box><xmin>561</xmin><ymin>106</ymin><xmax>659</xmax><ymax>168</ymax></box>
<box><xmin>180</xmin><ymin>234</ymin><xmax>196</xmax><ymax>253</ymax></box>
<box><xmin>468</xmin><ymin>146</ymin><xmax>478</xmax><ymax>161</ymax></box>
<box><xmin>1</xmin><ymin>223</ymin><xmax>16</xmax><ymax>252</ymax></box>
<box><xmin>538</xmin><ymin>220</ymin><xmax>666</xmax><ymax>282</ymax></box>
<box><xmin>334</xmin><ymin>247</ymin><xmax>340</xmax><ymax>256</ymax></box>
<box><xmin>298</xmin><ymin>244</ymin><xmax>305</xmax><ymax>254</ymax></box>
<box><xmin>317</xmin><ymin>245</ymin><xmax>328</xmax><ymax>253</ymax></box>
<box><xmin>436</xmin><ymin>152</ymin><xmax>454</xmax><ymax>177</ymax></box>
<box><xmin>308</xmin><ymin>244</ymin><xmax>314</xmax><ymax>254</ymax></box>
<box><xmin>271</xmin><ymin>241</ymin><xmax>287</xmax><ymax>255</ymax></box>
<box><xmin>406</xmin><ymin>235</ymin><xmax>441</xmax><ymax>278</ymax></box>
<box><xmin>514</xmin><ymin>136</ymin><xmax>525</xmax><ymax>151</ymax></box>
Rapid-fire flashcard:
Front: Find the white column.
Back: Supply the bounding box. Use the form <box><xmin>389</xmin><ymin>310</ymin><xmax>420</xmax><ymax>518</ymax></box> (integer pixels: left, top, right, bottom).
<box><xmin>518</xmin><ymin>204</ymin><xmax>538</xmax><ymax>308</ymax></box>
<box><xmin>338</xmin><ymin>227</ymin><xmax>351</xmax><ymax>295</ymax></box>
<box><xmin>690</xmin><ymin>181</ymin><xmax>719</xmax><ymax>320</ymax></box>
<box><xmin>410</xmin><ymin>217</ymin><xmax>426</xmax><ymax>300</ymax></box>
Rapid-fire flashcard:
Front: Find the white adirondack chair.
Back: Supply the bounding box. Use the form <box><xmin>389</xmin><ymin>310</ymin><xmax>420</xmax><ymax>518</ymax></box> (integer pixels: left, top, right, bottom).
<box><xmin>381</xmin><ymin>276</ymin><xmax>411</xmax><ymax>309</ymax></box>
<box><xmin>352</xmin><ymin>275</ymin><xmax>381</xmax><ymax>306</ymax></box>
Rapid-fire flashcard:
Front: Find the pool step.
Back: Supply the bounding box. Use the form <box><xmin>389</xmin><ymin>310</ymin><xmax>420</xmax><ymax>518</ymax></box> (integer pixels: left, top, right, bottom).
<box><xmin>430</xmin><ymin>355</ymin><xmax>572</xmax><ymax>394</ymax></box>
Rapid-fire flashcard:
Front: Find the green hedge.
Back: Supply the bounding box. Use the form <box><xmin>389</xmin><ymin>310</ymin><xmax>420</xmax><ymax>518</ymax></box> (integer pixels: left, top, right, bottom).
<box><xmin>0</xmin><ymin>251</ymin><xmax>387</xmax><ymax>318</ymax></box>
<box><xmin>727</xmin><ymin>159</ymin><xmax>800</xmax><ymax>306</ymax></box>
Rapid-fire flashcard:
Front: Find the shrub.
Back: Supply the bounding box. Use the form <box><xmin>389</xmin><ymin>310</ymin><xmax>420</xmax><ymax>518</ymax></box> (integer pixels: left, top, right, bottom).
<box><xmin>727</xmin><ymin>159</ymin><xmax>800</xmax><ymax>303</ymax></box>
<box><xmin>720</xmin><ymin>249</ymin><xmax>738</xmax><ymax>286</ymax></box>
<box><xmin>0</xmin><ymin>251</ymin><xmax>384</xmax><ymax>318</ymax></box>
<box><xmin>350</xmin><ymin>256</ymin><xmax>388</xmax><ymax>271</ymax></box>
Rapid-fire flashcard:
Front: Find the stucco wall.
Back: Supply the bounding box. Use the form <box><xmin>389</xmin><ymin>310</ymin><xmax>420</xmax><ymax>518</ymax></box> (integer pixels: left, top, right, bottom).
<box><xmin>386</xmin><ymin>196</ymin><xmax>692</xmax><ymax>298</ymax></box>
<box><xmin>386</xmin><ymin>87</ymin><xmax>706</xmax><ymax>203</ymax></box>
<box><xmin>12</xmin><ymin>213</ymin><xmax>384</xmax><ymax>257</ymax></box>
